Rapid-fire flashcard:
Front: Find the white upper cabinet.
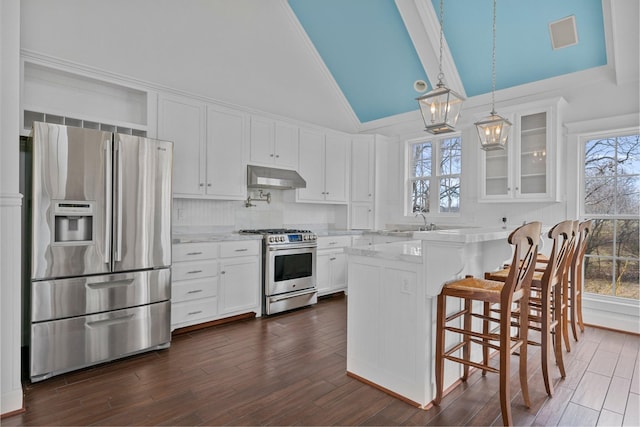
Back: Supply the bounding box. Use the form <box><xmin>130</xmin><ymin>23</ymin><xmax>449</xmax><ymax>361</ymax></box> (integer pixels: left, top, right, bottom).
<box><xmin>158</xmin><ymin>93</ymin><xmax>207</xmax><ymax>197</ymax></box>
<box><xmin>350</xmin><ymin>135</ymin><xmax>375</xmax><ymax>229</ymax></box>
<box><xmin>158</xmin><ymin>93</ymin><xmax>246</xmax><ymax>199</ymax></box>
<box><xmin>324</xmin><ymin>133</ymin><xmax>350</xmax><ymax>202</ymax></box>
<box><xmin>249</xmin><ymin>116</ymin><xmax>299</xmax><ymax>169</ymax></box>
<box><xmin>479</xmin><ymin>98</ymin><xmax>566</xmax><ymax>202</ymax></box>
<box><xmin>297</xmin><ymin>129</ymin><xmax>350</xmax><ymax>204</ymax></box>
<box><xmin>206</xmin><ymin>105</ymin><xmax>246</xmax><ymax>199</ymax></box>
<box><xmin>351</xmin><ymin>135</ymin><xmax>375</xmax><ymax>202</ymax></box>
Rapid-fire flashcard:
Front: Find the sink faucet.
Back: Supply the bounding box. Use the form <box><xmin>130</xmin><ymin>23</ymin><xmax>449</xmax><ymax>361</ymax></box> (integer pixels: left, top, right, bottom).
<box><xmin>414</xmin><ymin>212</ymin><xmax>427</xmax><ymax>231</ymax></box>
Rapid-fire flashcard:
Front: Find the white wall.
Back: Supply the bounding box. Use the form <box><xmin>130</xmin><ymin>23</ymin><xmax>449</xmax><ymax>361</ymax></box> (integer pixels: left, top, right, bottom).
<box><xmin>1</xmin><ymin>0</ymin><xmax>24</xmax><ymax>416</ymax></box>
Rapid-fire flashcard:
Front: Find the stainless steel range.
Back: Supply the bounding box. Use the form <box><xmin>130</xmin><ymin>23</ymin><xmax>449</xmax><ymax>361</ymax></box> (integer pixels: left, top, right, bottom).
<box><xmin>239</xmin><ymin>229</ymin><xmax>317</xmax><ymax>315</ymax></box>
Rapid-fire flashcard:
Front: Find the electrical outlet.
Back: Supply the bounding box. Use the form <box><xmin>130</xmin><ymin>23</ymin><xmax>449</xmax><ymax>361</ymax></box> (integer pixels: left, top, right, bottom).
<box><xmin>177</xmin><ymin>208</ymin><xmax>186</xmax><ymax>220</ymax></box>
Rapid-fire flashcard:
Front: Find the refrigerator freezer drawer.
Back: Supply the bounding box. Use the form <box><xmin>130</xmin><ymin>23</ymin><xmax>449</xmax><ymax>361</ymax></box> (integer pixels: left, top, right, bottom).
<box><xmin>30</xmin><ymin>301</ymin><xmax>171</xmax><ymax>382</ymax></box>
<box><xmin>31</xmin><ymin>269</ymin><xmax>171</xmax><ymax>322</ymax></box>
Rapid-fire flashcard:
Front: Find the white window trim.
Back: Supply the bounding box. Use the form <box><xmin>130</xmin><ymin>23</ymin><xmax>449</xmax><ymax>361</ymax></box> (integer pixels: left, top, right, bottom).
<box><xmin>569</xmin><ymin>118</ymin><xmax>640</xmax><ymax>334</ymax></box>
<box><xmin>404</xmin><ymin>133</ymin><xmax>462</xmax><ymax>218</ymax></box>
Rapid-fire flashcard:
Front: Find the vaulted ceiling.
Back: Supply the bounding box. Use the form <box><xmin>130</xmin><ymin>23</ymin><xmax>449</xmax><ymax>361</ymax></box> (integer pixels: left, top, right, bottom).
<box><xmin>19</xmin><ymin>0</ymin><xmax>638</xmax><ymax>135</ymax></box>
<box><xmin>288</xmin><ymin>0</ymin><xmax>607</xmax><ymax>123</ymax></box>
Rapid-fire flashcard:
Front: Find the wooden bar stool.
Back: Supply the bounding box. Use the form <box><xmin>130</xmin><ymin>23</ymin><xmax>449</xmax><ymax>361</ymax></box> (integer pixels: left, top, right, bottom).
<box><xmin>485</xmin><ymin>219</ymin><xmax>575</xmax><ymax>397</ymax></box>
<box><xmin>434</xmin><ymin>221</ymin><xmax>541</xmax><ymax>426</ymax></box>
<box><xmin>568</xmin><ymin>220</ymin><xmax>592</xmax><ymax>340</ymax></box>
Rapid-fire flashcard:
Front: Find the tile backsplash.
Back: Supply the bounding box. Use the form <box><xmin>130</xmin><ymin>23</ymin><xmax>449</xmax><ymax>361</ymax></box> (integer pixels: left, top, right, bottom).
<box><xmin>173</xmin><ymin>191</ymin><xmax>347</xmax><ymax>231</ymax></box>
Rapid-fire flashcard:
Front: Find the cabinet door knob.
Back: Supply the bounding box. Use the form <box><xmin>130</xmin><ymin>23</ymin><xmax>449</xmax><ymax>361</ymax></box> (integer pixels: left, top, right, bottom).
<box><xmin>207</xmin><ymin>183</ymin><xmax>212</xmax><ymax>187</ymax></box>
<box><xmin>199</xmin><ymin>183</ymin><xmax>204</xmax><ymax>187</ymax></box>
<box><xmin>221</xmin><ymin>270</ymin><xmax>226</xmax><ymax>274</ymax></box>
<box><xmin>275</xmin><ymin>154</ymin><xmax>280</xmax><ymax>158</ymax></box>
<box><xmin>270</xmin><ymin>154</ymin><xmax>274</xmax><ymax>157</ymax></box>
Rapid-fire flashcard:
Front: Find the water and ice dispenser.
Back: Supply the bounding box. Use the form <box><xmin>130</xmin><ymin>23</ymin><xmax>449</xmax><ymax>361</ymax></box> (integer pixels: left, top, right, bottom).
<box><xmin>53</xmin><ymin>201</ymin><xmax>94</xmax><ymax>244</ymax></box>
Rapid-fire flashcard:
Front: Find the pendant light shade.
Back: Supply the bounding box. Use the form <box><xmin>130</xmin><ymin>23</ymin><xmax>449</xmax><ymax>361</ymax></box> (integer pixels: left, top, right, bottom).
<box><xmin>417</xmin><ymin>83</ymin><xmax>465</xmax><ymax>134</ymax></box>
<box><xmin>475</xmin><ymin>111</ymin><xmax>512</xmax><ymax>151</ymax></box>
<box><xmin>475</xmin><ymin>0</ymin><xmax>510</xmax><ymax>151</ymax></box>
<box><xmin>417</xmin><ymin>0</ymin><xmax>464</xmax><ymax>135</ymax></box>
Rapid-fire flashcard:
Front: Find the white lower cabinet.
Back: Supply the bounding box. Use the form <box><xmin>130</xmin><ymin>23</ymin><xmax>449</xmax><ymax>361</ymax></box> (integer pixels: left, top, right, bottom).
<box><xmin>316</xmin><ymin>235</ymin><xmax>351</xmax><ymax>296</ymax></box>
<box><xmin>219</xmin><ymin>244</ymin><xmax>260</xmax><ymax>317</ymax></box>
<box><xmin>171</xmin><ymin>240</ymin><xmax>261</xmax><ymax>331</ymax></box>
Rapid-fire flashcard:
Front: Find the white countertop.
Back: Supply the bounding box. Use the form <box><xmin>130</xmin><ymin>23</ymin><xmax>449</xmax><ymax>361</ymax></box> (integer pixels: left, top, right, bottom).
<box><xmin>345</xmin><ymin>240</ymin><xmax>422</xmax><ymax>264</ymax></box>
<box><xmin>172</xmin><ymin>232</ymin><xmax>263</xmax><ymax>244</ymax></box>
<box><xmin>413</xmin><ymin>226</ymin><xmax>511</xmax><ymax>243</ymax></box>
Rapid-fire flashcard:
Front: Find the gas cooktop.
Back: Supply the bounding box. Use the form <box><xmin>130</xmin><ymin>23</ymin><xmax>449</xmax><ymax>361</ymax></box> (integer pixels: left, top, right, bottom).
<box><xmin>239</xmin><ymin>228</ymin><xmax>312</xmax><ymax>235</ymax></box>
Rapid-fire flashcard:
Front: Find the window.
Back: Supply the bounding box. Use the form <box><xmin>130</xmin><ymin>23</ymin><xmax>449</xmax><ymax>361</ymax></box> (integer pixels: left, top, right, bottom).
<box><xmin>582</xmin><ymin>132</ymin><xmax>640</xmax><ymax>299</ymax></box>
<box><xmin>408</xmin><ymin>136</ymin><xmax>461</xmax><ymax>214</ymax></box>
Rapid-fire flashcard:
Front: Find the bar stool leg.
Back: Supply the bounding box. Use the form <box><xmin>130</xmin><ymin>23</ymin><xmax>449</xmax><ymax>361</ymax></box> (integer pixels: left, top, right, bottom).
<box><xmin>462</xmin><ymin>298</ymin><xmax>471</xmax><ymax>381</ymax></box>
<box><xmin>434</xmin><ymin>293</ymin><xmax>446</xmax><ymax>405</ymax></box>
<box><xmin>553</xmin><ymin>283</ymin><xmax>566</xmax><ymax>378</ymax></box>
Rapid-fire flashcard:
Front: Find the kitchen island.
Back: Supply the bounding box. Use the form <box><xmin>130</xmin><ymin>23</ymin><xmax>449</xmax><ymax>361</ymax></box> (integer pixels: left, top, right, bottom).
<box><xmin>344</xmin><ymin>227</ymin><xmax>513</xmax><ymax>408</ymax></box>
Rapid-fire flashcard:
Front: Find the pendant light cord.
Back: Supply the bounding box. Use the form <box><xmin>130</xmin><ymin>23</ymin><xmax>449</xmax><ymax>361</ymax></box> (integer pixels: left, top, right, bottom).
<box><xmin>437</xmin><ymin>0</ymin><xmax>445</xmax><ymax>84</ymax></box>
<box><xmin>490</xmin><ymin>0</ymin><xmax>497</xmax><ymax>115</ymax></box>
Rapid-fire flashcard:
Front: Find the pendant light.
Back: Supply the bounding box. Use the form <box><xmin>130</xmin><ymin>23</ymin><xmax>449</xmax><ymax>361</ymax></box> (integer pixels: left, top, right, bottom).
<box><xmin>416</xmin><ymin>0</ymin><xmax>464</xmax><ymax>134</ymax></box>
<box><xmin>475</xmin><ymin>0</ymin><xmax>511</xmax><ymax>151</ymax></box>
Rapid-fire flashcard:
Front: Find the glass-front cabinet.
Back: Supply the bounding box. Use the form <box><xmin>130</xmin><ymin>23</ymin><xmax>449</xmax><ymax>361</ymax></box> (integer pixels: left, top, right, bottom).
<box><xmin>479</xmin><ymin>98</ymin><xmax>566</xmax><ymax>202</ymax></box>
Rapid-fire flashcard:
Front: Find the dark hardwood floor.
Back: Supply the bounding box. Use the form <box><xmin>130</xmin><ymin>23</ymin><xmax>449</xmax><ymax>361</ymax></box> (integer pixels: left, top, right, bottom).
<box><xmin>4</xmin><ymin>295</ymin><xmax>639</xmax><ymax>426</ymax></box>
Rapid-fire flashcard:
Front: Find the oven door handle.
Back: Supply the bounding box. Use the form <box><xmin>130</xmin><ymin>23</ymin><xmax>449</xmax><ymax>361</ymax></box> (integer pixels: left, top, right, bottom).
<box><xmin>269</xmin><ymin>288</ymin><xmax>317</xmax><ymax>303</ymax></box>
<box><xmin>268</xmin><ymin>244</ymin><xmax>317</xmax><ymax>252</ymax></box>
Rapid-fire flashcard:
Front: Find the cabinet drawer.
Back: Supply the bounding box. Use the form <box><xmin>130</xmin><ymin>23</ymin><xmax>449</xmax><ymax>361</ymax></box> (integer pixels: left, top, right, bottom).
<box><xmin>172</xmin><ymin>277</ymin><xmax>217</xmax><ymax>303</ymax></box>
<box><xmin>317</xmin><ymin>235</ymin><xmax>352</xmax><ymax>250</ymax></box>
<box><xmin>172</xmin><ymin>297</ymin><xmax>218</xmax><ymax>326</ymax></box>
<box><xmin>172</xmin><ymin>260</ymin><xmax>218</xmax><ymax>281</ymax></box>
<box><xmin>219</xmin><ymin>240</ymin><xmax>260</xmax><ymax>258</ymax></box>
<box><xmin>173</xmin><ymin>242</ymin><xmax>218</xmax><ymax>262</ymax></box>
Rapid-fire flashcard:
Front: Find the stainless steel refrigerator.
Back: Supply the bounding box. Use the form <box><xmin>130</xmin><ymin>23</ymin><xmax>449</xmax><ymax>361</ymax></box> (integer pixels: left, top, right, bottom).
<box><xmin>29</xmin><ymin>122</ymin><xmax>173</xmax><ymax>382</ymax></box>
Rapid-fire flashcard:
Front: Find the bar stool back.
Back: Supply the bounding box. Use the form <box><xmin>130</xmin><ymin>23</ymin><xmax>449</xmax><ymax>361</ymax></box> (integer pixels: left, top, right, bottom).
<box><xmin>434</xmin><ymin>221</ymin><xmax>541</xmax><ymax>426</ymax></box>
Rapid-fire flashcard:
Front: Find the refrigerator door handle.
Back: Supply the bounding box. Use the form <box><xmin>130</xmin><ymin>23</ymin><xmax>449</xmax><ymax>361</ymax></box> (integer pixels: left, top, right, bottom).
<box><xmin>114</xmin><ymin>139</ymin><xmax>123</xmax><ymax>262</ymax></box>
<box><xmin>104</xmin><ymin>141</ymin><xmax>112</xmax><ymax>264</ymax></box>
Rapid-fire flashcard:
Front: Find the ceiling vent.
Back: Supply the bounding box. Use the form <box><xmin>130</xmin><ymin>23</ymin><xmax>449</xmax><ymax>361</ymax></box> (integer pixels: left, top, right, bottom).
<box><xmin>549</xmin><ymin>15</ymin><xmax>578</xmax><ymax>49</ymax></box>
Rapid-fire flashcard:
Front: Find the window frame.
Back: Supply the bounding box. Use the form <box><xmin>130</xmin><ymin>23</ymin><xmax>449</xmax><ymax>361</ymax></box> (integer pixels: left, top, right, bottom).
<box><xmin>579</xmin><ymin>128</ymin><xmax>640</xmax><ymax>300</ymax></box>
<box><xmin>405</xmin><ymin>133</ymin><xmax>462</xmax><ymax>217</ymax></box>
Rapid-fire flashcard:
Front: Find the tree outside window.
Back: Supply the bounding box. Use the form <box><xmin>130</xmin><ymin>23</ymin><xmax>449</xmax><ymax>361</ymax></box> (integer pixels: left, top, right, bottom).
<box><xmin>409</xmin><ymin>136</ymin><xmax>461</xmax><ymax>214</ymax></box>
<box><xmin>582</xmin><ymin>133</ymin><xmax>640</xmax><ymax>299</ymax></box>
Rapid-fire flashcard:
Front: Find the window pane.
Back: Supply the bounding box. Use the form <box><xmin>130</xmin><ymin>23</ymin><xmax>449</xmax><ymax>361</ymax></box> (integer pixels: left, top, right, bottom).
<box><xmin>585</xmin><ymin>138</ymin><xmax>617</xmax><ymax>177</ymax></box>
<box><xmin>616</xmin><ymin>134</ymin><xmax>640</xmax><ymax>175</ymax></box>
<box><xmin>411</xmin><ymin>179</ymin><xmax>430</xmax><ymax>213</ymax></box>
<box><xmin>584</xmin><ymin>257</ymin><xmax>613</xmax><ymax>296</ymax></box>
<box><xmin>616</xmin><ymin>219</ymin><xmax>639</xmax><ymax>258</ymax></box>
<box><xmin>616</xmin><ymin>176</ymin><xmax>640</xmax><ymax>214</ymax></box>
<box><xmin>440</xmin><ymin>137</ymin><xmax>461</xmax><ymax>175</ymax></box>
<box><xmin>584</xmin><ymin>177</ymin><xmax>616</xmax><ymax>214</ymax></box>
<box><xmin>439</xmin><ymin>177</ymin><xmax>460</xmax><ymax>213</ymax></box>
<box><xmin>587</xmin><ymin>219</ymin><xmax>614</xmax><ymax>257</ymax></box>
<box><xmin>615</xmin><ymin>260</ymin><xmax>639</xmax><ymax>299</ymax></box>
<box><xmin>411</xmin><ymin>143</ymin><xmax>431</xmax><ymax>177</ymax></box>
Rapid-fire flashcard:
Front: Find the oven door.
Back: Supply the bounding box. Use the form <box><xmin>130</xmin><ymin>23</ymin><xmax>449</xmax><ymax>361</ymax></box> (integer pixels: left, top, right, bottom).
<box><xmin>265</xmin><ymin>245</ymin><xmax>316</xmax><ymax>296</ymax></box>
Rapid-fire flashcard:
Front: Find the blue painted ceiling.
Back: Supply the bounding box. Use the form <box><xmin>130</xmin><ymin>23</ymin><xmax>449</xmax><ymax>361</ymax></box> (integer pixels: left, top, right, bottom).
<box><xmin>288</xmin><ymin>0</ymin><xmax>607</xmax><ymax>124</ymax></box>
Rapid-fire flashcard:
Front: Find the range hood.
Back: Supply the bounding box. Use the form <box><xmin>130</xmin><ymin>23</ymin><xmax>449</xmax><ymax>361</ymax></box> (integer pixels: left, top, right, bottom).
<box><xmin>247</xmin><ymin>165</ymin><xmax>306</xmax><ymax>189</ymax></box>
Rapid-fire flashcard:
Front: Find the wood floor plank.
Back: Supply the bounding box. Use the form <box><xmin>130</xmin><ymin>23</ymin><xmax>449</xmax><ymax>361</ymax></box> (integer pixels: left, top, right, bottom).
<box><xmin>598</xmin><ymin>409</ymin><xmax>624</xmax><ymax>427</ymax></box>
<box><xmin>588</xmin><ymin>350</ymin><xmax>620</xmax><ymax>377</ymax></box>
<box><xmin>3</xmin><ymin>296</ymin><xmax>639</xmax><ymax>427</ymax></box>
<box><xmin>558</xmin><ymin>402</ymin><xmax>600</xmax><ymax>426</ymax></box>
<box><xmin>572</xmin><ymin>371</ymin><xmax>611</xmax><ymax>410</ymax></box>
<box><xmin>622</xmin><ymin>392</ymin><xmax>640</xmax><ymax>426</ymax></box>
<box><xmin>614</xmin><ymin>353</ymin><xmax>637</xmax><ymax>380</ymax></box>
<box><xmin>603</xmin><ymin>376</ymin><xmax>632</xmax><ymax>414</ymax></box>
